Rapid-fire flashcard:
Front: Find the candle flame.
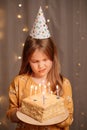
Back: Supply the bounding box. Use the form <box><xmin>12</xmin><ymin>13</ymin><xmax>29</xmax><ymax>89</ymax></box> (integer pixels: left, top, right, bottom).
<box><xmin>56</xmin><ymin>85</ymin><xmax>59</xmax><ymax>89</ymax></box>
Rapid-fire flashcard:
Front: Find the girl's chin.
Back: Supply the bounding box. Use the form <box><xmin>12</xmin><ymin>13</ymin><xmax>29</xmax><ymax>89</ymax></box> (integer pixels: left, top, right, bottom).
<box><xmin>38</xmin><ymin>74</ymin><xmax>46</xmax><ymax>78</ymax></box>
<box><xmin>36</xmin><ymin>73</ymin><xmax>47</xmax><ymax>78</ymax></box>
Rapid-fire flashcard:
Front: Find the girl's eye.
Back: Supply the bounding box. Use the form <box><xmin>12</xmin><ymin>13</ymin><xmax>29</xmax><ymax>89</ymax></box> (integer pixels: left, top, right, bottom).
<box><xmin>32</xmin><ymin>60</ymin><xmax>39</xmax><ymax>63</ymax></box>
<box><xmin>31</xmin><ymin>59</ymin><xmax>48</xmax><ymax>63</ymax></box>
<box><xmin>43</xmin><ymin>59</ymin><xmax>47</xmax><ymax>61</ymax></box>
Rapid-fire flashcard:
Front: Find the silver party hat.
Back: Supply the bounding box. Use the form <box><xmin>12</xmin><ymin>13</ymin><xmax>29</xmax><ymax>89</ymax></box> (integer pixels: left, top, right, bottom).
<box><xmin>30</xmin><ymin>6</ymin><xmax>51</xmax><ymax>39</ymax></box>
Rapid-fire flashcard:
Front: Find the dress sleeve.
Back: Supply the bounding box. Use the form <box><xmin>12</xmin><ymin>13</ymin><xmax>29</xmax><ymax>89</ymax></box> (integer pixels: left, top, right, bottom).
<box><xmin>6</xmin><ymin>77</ymin><xmax>19</xmax><ymax>122</ymax></box>
<box><xmin>56</xmin><ymin>78</ymin><xmax>74</xmax><ymax>128</ymax></box>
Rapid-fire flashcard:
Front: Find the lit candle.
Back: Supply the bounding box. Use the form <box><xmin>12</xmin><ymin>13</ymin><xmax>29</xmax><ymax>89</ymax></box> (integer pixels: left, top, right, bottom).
<box><xmin>44</xmin><ymin>85</ymin><xmax>47</xmax><ymax>93</ymax></box>
<box><xmin>42</xmin><ymin>91</ymin><xmax>45</xmax><ymax>105</ymax></box>
<box><xmin>47</xmin><ymin>82</ymin><xmax>51</xmax><ymax>94</ymax></box>
<box><xmin>56</xmin><ymin>85</ymin><xmax>58</xmax><ymax>90</ymax></box>
<box><xmin>51</xmin><ymin>91</ymin><xmax>53</xmax><ymax>95</ymax></box>
<box><xmin>56</xmin><ymin>85</ymin><xmax>59</xmax><ymax>98</ymax></box>
<box><xmin>35</xmin><ymin>86</ymin><xmax>37</xmax><ymax>95</ymax></box>
<box><xmin>30</xmin><ymin>85</ymin><xmax>33</xmax><ymax>96</ymax></box>
<box><xmin>39</xmin><ymin>83</ymin><xmax>42</xmax><ymax>93</ymax></box>
<box><xmin>42</xmin><ymin>80</ymin><xmax>45</xmax><ymax>85</ymax></box>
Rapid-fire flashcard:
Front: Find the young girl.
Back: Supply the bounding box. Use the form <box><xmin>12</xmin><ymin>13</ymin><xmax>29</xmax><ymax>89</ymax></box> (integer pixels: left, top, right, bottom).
<box><xmin>7</xmin><ymin>7</ymin><xmax>73</xmax><ymax>130</ymax></box>
<box><xmin>7</xmin><ymin>36</ymin><xmax>73</xmax><ymax>130</ymax></box>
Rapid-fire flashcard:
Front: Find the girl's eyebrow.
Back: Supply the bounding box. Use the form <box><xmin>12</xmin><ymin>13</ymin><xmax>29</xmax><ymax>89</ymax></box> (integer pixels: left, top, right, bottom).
<box><xmin>30</xmin><ymin>59</ymin><xmax>37</xmax><ymax>61</ymax></box>
<box><xmin>30</xmin><ymin>58</ymin><xmax>47</xmax><ymax>61</ymax></box>
<box><xmin>30</xmin><ymin>58</ymin><xmax>39</xmax><ymax>61</ymax></box>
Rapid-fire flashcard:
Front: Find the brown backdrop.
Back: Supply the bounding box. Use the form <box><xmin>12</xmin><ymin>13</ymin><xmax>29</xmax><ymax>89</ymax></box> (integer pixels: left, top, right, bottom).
<box><xmin>0</xmin><ymin>0</ymin><xmax>87</xmax><ymax>130</ymax></box>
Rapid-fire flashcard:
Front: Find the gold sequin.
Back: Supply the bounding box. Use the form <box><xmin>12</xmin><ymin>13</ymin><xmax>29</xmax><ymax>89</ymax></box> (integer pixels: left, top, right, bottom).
<box><xmin>66</xmin><ymin>96</ymin><xmax>72</xmax><ymax>102</ymax></box>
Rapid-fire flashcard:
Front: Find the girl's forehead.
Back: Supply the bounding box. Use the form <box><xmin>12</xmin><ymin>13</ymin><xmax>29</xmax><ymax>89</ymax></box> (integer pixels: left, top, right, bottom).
<box><xmin>31</xmin><ymin>49</ymin><xmax>47</xmax><ymax>59</ymax></box>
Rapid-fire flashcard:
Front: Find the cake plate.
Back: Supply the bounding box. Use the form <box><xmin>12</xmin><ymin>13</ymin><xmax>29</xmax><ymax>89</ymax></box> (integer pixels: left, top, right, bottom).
<box><xmin>16</xmin><ymin>109</ymin><xmax>69</xmax><ymax>126</ymax></box>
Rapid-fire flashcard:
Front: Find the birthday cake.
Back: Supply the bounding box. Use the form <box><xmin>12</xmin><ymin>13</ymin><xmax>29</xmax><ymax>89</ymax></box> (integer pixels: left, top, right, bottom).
<box><xmin>21</xmin><ymin>94</ymin><xmax>66</xmax><ymax>123</ymax></box>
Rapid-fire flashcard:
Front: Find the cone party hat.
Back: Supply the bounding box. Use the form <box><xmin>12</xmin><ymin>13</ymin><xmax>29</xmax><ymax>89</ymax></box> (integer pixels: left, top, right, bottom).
<box><xmin>30</xmin><ymin>6</ymin><xmax>51</xmax><ymax>39</ymax></box>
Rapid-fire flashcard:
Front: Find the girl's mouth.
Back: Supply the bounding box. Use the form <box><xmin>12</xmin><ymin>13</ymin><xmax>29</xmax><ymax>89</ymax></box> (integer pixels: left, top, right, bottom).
<box><xmin>39</xmin><ymin>69</ymin><xmax>46</xmax><ymax>73</ymax></box>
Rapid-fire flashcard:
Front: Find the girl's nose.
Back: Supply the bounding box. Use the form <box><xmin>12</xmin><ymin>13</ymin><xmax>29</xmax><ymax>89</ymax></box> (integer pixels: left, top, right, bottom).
<box><xmin>38</xmin><ymin>61</ymin><xmax>44</xmax><ymax>68</ymax></box>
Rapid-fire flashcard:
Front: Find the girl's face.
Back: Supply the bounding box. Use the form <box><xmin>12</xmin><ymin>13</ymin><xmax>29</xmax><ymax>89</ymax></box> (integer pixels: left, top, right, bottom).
<box><xmin>29</xmin><ymin>49</ymin><xmax>53</xmax><ymax>78</ymax></box>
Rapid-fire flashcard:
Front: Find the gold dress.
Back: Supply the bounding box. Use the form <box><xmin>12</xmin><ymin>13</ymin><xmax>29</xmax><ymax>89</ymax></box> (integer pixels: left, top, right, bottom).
<box><xmin>7</xmin><ymin>74</ymin><xmax>74</xmax><ymax>130</ymax></box>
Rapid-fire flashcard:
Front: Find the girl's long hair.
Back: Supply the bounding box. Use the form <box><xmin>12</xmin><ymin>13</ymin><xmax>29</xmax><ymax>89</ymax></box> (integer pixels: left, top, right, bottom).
<box><xmin>19</xmin><ymin>36</ymin><xmax>63</xmax><ymax>95</ymax></box>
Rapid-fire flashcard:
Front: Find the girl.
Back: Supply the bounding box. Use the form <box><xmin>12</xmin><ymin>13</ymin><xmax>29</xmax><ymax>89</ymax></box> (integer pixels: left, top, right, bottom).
<box><xmin>7</xmin><ymin>36</ymin><xmax>74</xmax><ymax>130</ymax></box>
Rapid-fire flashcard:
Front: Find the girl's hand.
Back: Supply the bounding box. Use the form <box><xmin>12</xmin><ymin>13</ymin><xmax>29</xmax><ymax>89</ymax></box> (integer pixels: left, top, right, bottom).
<box><xmin>17</xmin><ymin>107</ymin><xmax>22</xmax><ymax>111</ymax></box>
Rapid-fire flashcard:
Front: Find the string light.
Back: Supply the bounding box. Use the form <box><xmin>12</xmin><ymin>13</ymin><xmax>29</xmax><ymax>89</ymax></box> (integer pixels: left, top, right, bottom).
<box><xmin>81</xmin><ymin>112</ymin><xmax>85</xmax><ymax>116</ymax></box>
<box><xmin>77</xmin><ymin>63</ymin><xmax>81</xmax><ymax>67</ymax></box>
<box><xmin>80</xmin><ymin>124</ymin><xmax>84</xmax><ymax>128</ymax></box>
<box><xmin>81</xmin><ymin>36</ymin><xmax>85</xmax><ymax>40</ymax></box>
<box><xmin>22</xmin><ymin>43</ymin><xmax>24</xmax><ymax>46</ymax></box>
<box><xmin>75</xmin><ymin>21</ymin><xmax>79</xmax><ymax>25</ymax></box>
<box><xmin>14</xmin><ymin>55</ymin><xmax>22</xmax><ymax>61</ymax></box>
<box><xmin>0</xmin><ymin>96</ymin><xmax>6</xmax><ymax>104</ymax></box>
<box><xmin>17</xmin><ymin>56</ymin><xmax>22</xmax><ymax>60</ymax></box>
<box><xmin>16</xmin><ymin>0</ymin><xmax>26</xmax><ymax>63</ymax></box>
<box><xmin>17</xmin><ymin>14</ymin><xmax>22</xmax><ymax>19</ymax></box>
<box><xmin>47</xmin><ymin>19</ymin><xmax>50</xmax><ymax>23</ymax></box>
<box><xmin>22</xmin><ymin>27</ymin><xmax>29</xmax><ymax>32</ymax></box>
<box><xmin>45</xmin><ymin>5</ymin><xmax>49</xmax><ymax>9</ymax></box>
<box><xmin>18</xmin><ymin>4</ymin><xmax>22</xmax><ymax>7</ymax></box>
<box><xmin>0</xmin><ymin>9</ymin><xmax>5</xmax><ymax>40</ymax></box>
<box><xmin>75</xmin><ymin>72</ymin><xmax>79</xmax><ymax>76</ymax></box>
